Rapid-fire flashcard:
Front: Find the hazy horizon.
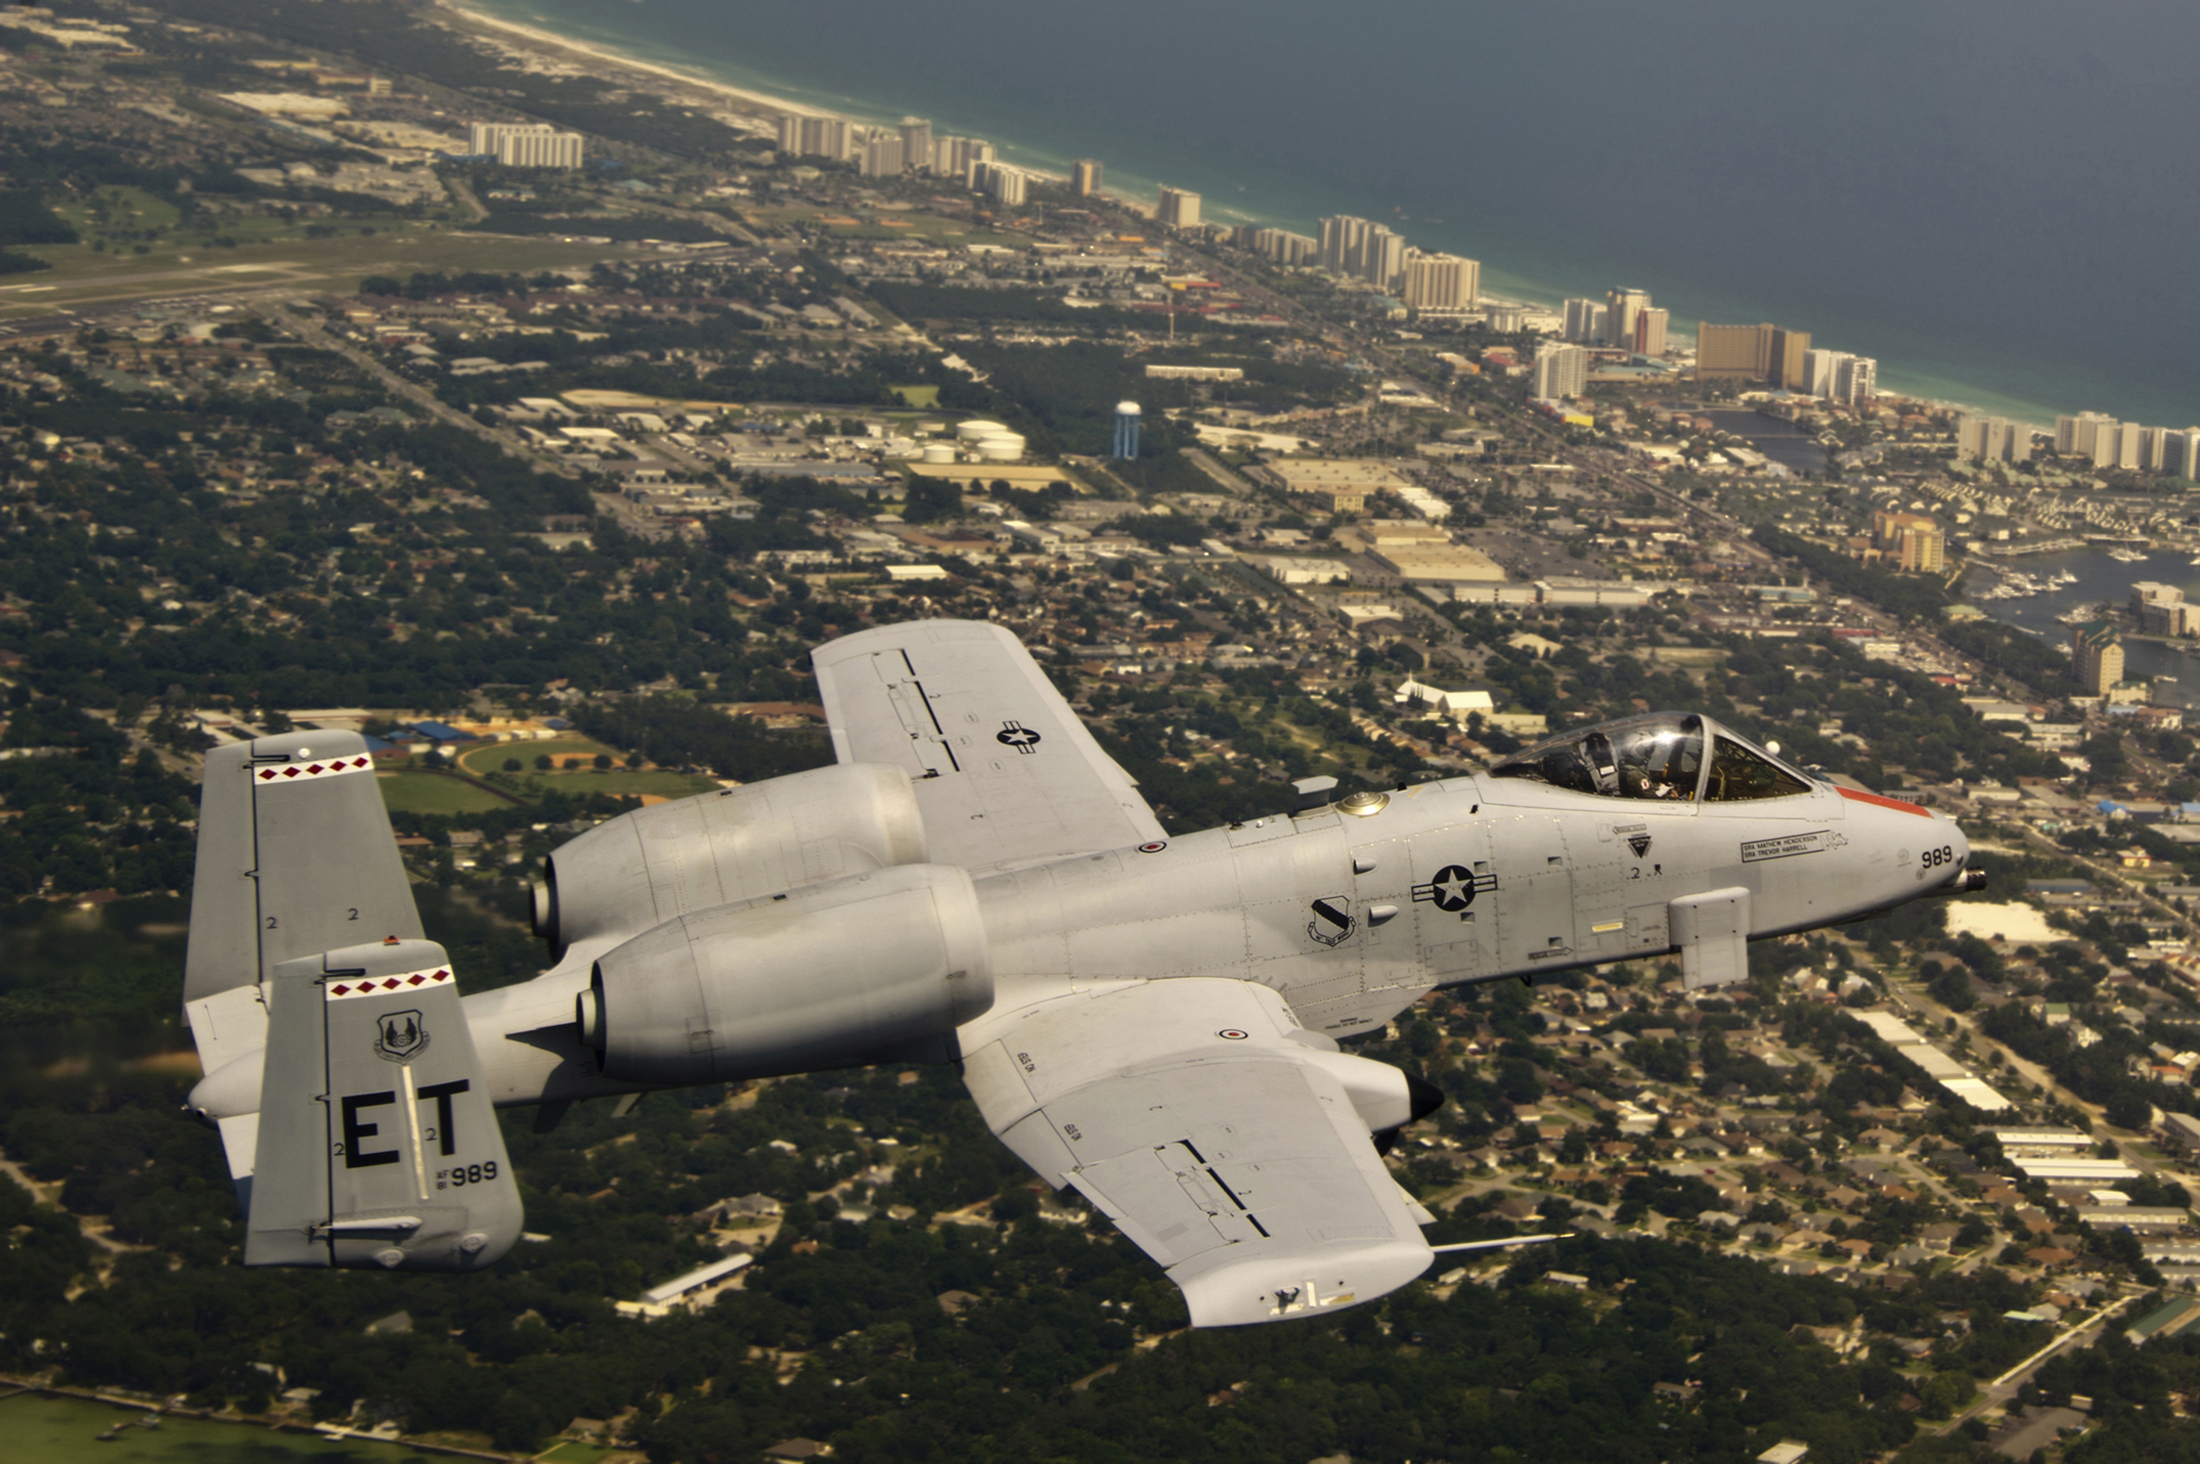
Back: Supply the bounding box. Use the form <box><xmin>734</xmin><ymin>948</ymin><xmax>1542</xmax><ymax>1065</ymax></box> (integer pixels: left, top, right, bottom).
<box><xmin>472</xmin><ymin>0</ymin><xmax>2200</xmax><ymax>428</ymax></box>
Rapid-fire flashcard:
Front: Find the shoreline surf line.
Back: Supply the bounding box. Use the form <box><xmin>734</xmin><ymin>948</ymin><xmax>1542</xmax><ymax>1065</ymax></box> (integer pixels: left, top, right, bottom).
<box><xmin>436</xmin><ymin>0</ymin><xmax>2072</xmax><ymax>435</ymax></box>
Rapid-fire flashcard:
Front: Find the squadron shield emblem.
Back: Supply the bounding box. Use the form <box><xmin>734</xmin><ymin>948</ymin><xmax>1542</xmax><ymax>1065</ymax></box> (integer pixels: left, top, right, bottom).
<box><xmin>373</xmin><ymin>1009</ymin><xmax>430</xmax><ymax>1063</ymax></box>
<box><xmin>1306</xmin><ymin>896</ymin><xmax>1356</xmax><ymax>947</ymax></box>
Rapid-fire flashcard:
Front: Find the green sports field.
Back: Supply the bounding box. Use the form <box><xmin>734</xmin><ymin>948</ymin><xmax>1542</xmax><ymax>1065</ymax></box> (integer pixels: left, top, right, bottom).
<box><xmin>0</xmin><ymin>1392</ymin><xmax>445</xmax><ymax>1463</ymax></box>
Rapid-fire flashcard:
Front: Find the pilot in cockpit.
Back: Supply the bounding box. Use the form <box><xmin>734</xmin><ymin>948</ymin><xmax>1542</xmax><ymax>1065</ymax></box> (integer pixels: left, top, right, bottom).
<box><xmin>1492</xmin><ymin>713</ymin><xmax>1810</xmax><ymax>803</ymax></box>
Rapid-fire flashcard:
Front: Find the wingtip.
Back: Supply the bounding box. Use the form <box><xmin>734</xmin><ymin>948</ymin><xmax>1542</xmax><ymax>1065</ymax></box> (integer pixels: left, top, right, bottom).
<box><xmin>1175</xmin><ymin>1238</ymin><xmax>1433</xmax><ymax>1327</ymax></box>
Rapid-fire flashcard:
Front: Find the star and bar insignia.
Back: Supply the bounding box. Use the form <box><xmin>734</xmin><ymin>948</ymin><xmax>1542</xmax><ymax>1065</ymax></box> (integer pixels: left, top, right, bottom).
<box><xmin>1411</xmin><ymin>863</ymin><xmax>1500</xmax><ymax>914</ymax></box>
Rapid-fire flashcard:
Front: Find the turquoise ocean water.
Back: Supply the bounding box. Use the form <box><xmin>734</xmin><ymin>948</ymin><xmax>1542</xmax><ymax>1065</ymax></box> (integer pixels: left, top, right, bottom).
<box><xmin>454</xmin><ymin>0</ymin><xmax>2200</xmax><ymax>433</ymax></box>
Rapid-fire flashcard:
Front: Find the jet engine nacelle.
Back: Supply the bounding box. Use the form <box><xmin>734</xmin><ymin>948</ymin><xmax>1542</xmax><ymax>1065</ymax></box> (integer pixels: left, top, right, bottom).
<box><xmin>577</xmin><ymin>862</ymin><xmax>995</xmax><ymax>1085</ymax></box>
<box><xmin>1287</xmin><ymin>1044</ymin><xmax>1446</xmax><ymax>1152</ymax></box>
<box><xmin>534</xmin><ymin>763</ymin><xmax>928</xmax><ymax>958</ymax></box>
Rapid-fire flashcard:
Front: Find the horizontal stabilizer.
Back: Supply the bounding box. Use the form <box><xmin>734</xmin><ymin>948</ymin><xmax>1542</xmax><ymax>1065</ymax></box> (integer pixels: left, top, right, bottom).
<box><xmin>246</xmin><ymin>938</ymin><xmax>521</xmax><ymax>1271</ymax></box>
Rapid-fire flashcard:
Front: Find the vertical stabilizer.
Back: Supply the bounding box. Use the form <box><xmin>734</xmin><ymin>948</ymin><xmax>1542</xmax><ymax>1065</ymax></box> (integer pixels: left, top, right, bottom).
<box><xmin>182</xmin><ymin>731</ymin><xmax>427</xmax><ymax>1196</ymax></box>
<box><xmin>246</xmin><ymin>938</ymin><xmax>521</xmax><ymax>1270</ymax></box>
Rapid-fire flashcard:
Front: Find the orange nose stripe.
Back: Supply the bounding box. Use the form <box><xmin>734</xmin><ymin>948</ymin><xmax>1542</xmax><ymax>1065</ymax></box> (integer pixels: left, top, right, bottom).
<box><xmin>1837</xmin><ymin>786</ymin><xmax>1931</xmax><ymax>817</ymax></box>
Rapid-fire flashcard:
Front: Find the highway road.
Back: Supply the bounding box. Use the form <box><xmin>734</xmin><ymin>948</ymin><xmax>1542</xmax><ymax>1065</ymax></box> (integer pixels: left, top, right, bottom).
<box><xmin>257</xmin><ymin>300</ymin><xmax>584</xmax><ymax>483</ymax></box>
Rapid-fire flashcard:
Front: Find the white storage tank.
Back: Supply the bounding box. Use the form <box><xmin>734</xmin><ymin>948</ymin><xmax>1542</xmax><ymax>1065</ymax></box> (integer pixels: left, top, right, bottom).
<box><xmin>976</xmin><ymin>434</ymin><xmax>1025</xmax><ymax>462</ymax></box>
<box><xmin>920</xmin><ymin>443</ymin><xmax>956</xmax><ymax>464</ymax></box>
<box><xmin>955</xmin><ymin>419</ymin><xmax>1007</xmax><ymax>441</ymax></box>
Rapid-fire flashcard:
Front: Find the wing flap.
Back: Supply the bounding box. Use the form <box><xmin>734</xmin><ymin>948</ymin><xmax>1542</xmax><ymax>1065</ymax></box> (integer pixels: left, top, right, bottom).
<box><xmin>960</xmin><ymin>978</ymin><xmax>1434</xmax><ymax>1326</ymax></box>
<box><xmin>812</xmin><ymin>620</ymin><xmax>1164</xmax><ymax>871</ymax></box>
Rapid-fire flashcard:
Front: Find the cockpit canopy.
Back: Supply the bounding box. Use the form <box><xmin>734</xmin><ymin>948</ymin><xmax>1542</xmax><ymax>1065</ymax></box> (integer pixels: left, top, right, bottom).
<box><xmin>1488</xmin><ymin>712</ymin><xmax>1815</xmax><ymax>803</ymax></box>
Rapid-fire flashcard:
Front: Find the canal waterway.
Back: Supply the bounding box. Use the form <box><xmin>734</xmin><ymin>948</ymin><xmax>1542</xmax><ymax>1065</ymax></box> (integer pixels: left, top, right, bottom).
<box><xmin>1700</xmin><ymin>411</ymin><xmax>1828</xmax><ymax>477</ymax></box>
<box><xmin>1961</xmin><ymin>547</ymin><xmax>2200</xmax><ymax>708</ymax></box>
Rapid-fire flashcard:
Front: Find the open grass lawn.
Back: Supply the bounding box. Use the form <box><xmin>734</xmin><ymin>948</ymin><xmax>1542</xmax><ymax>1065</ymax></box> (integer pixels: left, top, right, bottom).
<box><xmin>1649</xmin><ymin>646</ymin><xmax>1729</xmax><ymax>667</ymax></box>
<box><xmin>890</xmin><ymin>384</ymin><xmax>939</xmax><ymax>407</ymax></box>
<box><xmin>456</xmin><ymin>736</ymin><xmax>615</xmax><ymax>777</ymax></box>
<box><xmin>375</xmin><ymin>769</ymin><xmax>518</xmax><ymax>815</ymax></box>
<box><xmin>0</xmin><ymin>1391</ymin><xmax>448</xmax><ymax>1462</ymax></box>
<box><xmin>745</xmin><ymin>205</ymin><xmax>1014</xmax><ymax>247</ymax></box>
<box><xmin>0</xmin><ymin>226</ymin><xmax>645</xmax><ymax>320</ymax></box>
<box><xmin>52</xmin><ymin>185</ymin><xmax>185</xmax><ymax>238</ymax></box>
<box><xmin>514</xmin><ymin>768</ymin><xmax>719</xmax><ymax>801</ymax></box>
<box><xmin>451</xmin><ymin>741</ymin><xmax>718</xmax><ymax>803</ymax></box>
<box><xmin>532</xmin><ymin>1443</ymin><xmax>620</xmax><ymax>1464</ymax></box>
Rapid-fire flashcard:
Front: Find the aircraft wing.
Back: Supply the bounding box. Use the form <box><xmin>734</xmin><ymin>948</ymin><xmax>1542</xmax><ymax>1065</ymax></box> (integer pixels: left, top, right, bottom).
<box><xmin>811</xmin><ymin>620</ymin><xmax>1165</xmax><ymax>872</ymax></box>
<box><xmin>959</xmin><ymin>978</ymin><xmax>1434</xmax><ymax>1326</ymax></box>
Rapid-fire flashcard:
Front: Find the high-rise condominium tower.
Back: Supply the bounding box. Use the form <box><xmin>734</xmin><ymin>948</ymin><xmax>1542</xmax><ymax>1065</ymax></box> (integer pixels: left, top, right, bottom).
<box><xmin>1562</xmin><ymin>299</ymin><xmax>1607</xmax><ymax>344</ymax></box>
<box><xmin>1156</xmin><ymin>186</ymin><xmax>1202</xmax><ymax>229</ymax></box>
<box><xmin>1532</xmin><ymin>343</ymin><xmax>1588</xmax><ymax>401</ymax></box>
<box><xmin>1401</xmin><ymin>252</ymin><xmax>1480</xmax><ymax>310</ymax></box>
<box><xmin>1605</xmin><ymin>288</ymin><xmax>1650</xmax><ymax>349</ymax></box>
<box><xmin>899</xmin><ymin>118</ymin><xmax>932</xmax><ymax>173</ymax></box>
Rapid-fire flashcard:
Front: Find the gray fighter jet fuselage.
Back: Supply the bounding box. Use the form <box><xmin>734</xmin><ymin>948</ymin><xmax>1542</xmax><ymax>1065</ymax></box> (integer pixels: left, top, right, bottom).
<box><xmin>181</xmin><ymin>626</ymin><xmax>1980</xmax><ymax>1324</ymax></box>
<box><xmin>461</xmin><ymin>718</ymin><xmax>1975</xmax><ymax>1108</ymax></box>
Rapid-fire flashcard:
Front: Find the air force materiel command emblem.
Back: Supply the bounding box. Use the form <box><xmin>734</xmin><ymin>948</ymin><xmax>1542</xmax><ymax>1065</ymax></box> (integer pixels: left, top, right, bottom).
<box><xmin>1412</xmin><ymin>864</ymin><xmax>1499</xmax><ymax>915</ymax></box>
<box><xmin>995</xmin><ymin>720</ymin><xmax>1043</xmax><ymax>753</ymax></box>
<box><xmin>374</xmin><ymin>1009</ymin><xmax>430</xmax><ymax>1063</ymax></box>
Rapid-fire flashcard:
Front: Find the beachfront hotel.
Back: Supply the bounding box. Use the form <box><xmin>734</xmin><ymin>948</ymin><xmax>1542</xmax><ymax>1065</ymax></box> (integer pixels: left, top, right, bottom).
<box><xmin>1156</xmin><ymin>186</ymin><xmax>1202</xmax><ymax>229</ymax></box>
<box><xmin>1402</xmin><ymin>252</ymin><xmax>1479</xmax><ymax>311</ymax></box>
<box><xmin>466</xmin><ymin>121</ymin><xmax>584</xmax><ymax>168</ymax></box>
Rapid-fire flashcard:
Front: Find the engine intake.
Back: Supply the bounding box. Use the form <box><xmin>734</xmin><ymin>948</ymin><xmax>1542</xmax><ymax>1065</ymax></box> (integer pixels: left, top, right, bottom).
<box><xmin>579</xmin><ymin>863</ymin><xmax>994</xmax><ymax>1085</ymax></box>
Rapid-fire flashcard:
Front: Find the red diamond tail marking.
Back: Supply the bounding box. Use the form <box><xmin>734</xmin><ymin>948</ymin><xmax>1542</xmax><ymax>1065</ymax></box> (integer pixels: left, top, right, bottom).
<box><xmin>325</xmin><ymin>963</ymin><xmax>461</xmax><ymax>999</ymax></box>
<box><xmin>253</xmin><ymin>754</ymin><xmax>375</xmax><ymax>786</ymax></box>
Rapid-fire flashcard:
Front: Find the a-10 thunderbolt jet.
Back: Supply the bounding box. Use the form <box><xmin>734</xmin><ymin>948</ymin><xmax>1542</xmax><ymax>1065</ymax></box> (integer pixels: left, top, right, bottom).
<box><xmin>181</xmin><ymin>620</ymin><xmax>1982</xmax><ymax>1326</ymax></box>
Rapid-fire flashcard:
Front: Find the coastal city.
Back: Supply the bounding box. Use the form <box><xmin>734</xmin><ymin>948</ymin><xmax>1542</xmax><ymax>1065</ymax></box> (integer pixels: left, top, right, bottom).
<box><xmin>4</xmin><ymin>2</ymin><xmax>2200</xmax><ymax>1463</ymax></box>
